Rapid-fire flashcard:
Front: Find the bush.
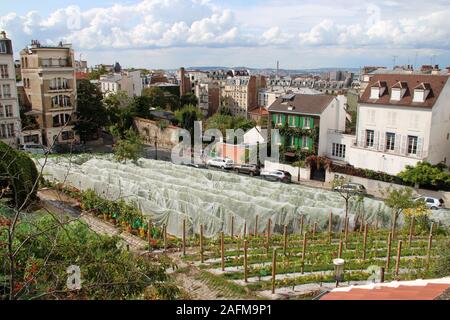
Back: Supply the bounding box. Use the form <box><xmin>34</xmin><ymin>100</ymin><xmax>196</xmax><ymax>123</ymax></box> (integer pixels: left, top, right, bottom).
<box><xmin>0</xmin><ymin>141</ymin><xmax>39</xmax><ymax>207</ymax></box>
<box><xmin>331</xmin><ymin>163</ymin><xmax>403</xmax><ymax>184</ymax></box>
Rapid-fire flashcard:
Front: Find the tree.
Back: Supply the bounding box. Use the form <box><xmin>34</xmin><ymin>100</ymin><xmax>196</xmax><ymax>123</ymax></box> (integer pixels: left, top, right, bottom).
<box><xmin>73</xmin><ymin>80</ymin><xmax>109</xmax><ymax>143</ymax></box>
<box><xmin>292</xmin><ymin>160</ymin><xmax>306</xmax><ymax>182</ymax></box>
<box><xmin>104</xmin><ymin>92</ymin><xmax>134</xmax><ymax>139</ymax></box>
<box><xmin>87</xmin><ymin>66</ymin><xmax>107</xmax><ymax>80</ymax></box>
<box><xmin>142</xmin><ymin>87</ymin><xmax>167</xmax><ymax>109</ymax></box>
<box><xmin>180</xmin><ymin>93</ymin><xmax>198</xmax><ymax>108</ymax></box>
<box><xmin>114</xmin><ymin>129</ymin><xmax>143</xmax><ymax>163</ymax></box>
<box><xmin>0</xmin><ymin>142</ymin><xmax>39</xmax><ymax>208</ymax></box>
<box><xmin>130</xmin><ymin>96</ymin><xmax>152</xmax><ymax>119</ymax></box>
<box><xmin>331</xmin><ymin>176</ymin><xmax>362</xmax><ymax>231</ymax></box>
<box><xmin>175</xmin><ymin>105</ymin><xmax>203</xmax><ymax>136</ymax></box>
<box><xmin>204</xmin><ymin>113</ymin><xmax>256</xmax><ymax>136</ymax></box>
<box><xmin>431</xmin><ymin>241</ymin><xmax>450</xmax><ymax>278</ymax></box>
<box><xmin>382</xmin><ymin>187</ymin><xmax>419</xmax><ymax>237</ymax></box>
<box><xmin>398</xmin><ymin>162</ymin><xmax>450</xmax><ymax>189</ymax></box>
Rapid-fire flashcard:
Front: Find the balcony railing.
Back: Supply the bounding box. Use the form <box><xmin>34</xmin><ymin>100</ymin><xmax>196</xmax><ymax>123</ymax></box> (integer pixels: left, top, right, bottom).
<box><xmin>352</xmin><ymin>138</ymin><xmax>427</xmax><ymax>159</ymax></box>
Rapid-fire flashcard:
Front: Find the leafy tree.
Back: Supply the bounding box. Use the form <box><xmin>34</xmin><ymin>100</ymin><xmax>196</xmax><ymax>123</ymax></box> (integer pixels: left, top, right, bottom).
<box><xmin>87</xmin><ymin>66</ymin><xmax>107</xmax><ymax>80</ymax></box>
<box><xmin>104</xmin><ymin>92</ymin><xmax>134</xmax><ymax>139</ymax></box>
<box><xmin>331</xmin><ymin>177</ymin><xmax>363</xmax><ymax>230</ymax></box>
<box><xmin>292</xmin><ymin>160</ymin><xmax>306</xmax><ymax>182</ymax></box>
<box><xmin>382</xmin><ymin>187</ymin><xmax>419</xmax><ymax>237</ymax></box>
<box><xmin>0</xmin><ymin>214</ymin><xmax>179</xmax><ymax>300</ymax></box>
<box><xmin>431</xmin><ymin>241</ymin><xmax>450</xmax><ymax>278</ymax></box>
<box><xmin>73</xmin><ymin>79</ymin><xmax>109</xmax><ymax>142</ymax></box>
<box><xmin>398</xmin><ymin>162</ymin><xmax>450</xmax><ymax>189</ymax></box>
<box><xmin>175</xmin><ymin>105</ymin><xmax>203</xmax><ymax>135</ymax></box>
<box><xmin>218</xmin><ymin>107</ymin><xmax>233</xmax><ymax>116</ymax></box>
<box><xmin>114</xmin><ymin>129</ymin><xmax>143</xmax><ymax>163</ymax></box>
<box><xmin>180</xmin><ymin>93</ymin><xmax>198</xmax><ymax>108</ymax></box>
<box><xmin>142</xmin><ymin>87</ymin><xmax>167</xmax><ymax>109</ymax></box>
<box><xmin>0</xmin><ymin>142</ymin><xmax>39</xmax><ymax>208</ymax></box>
<box><xmin>130</xmin><ymin>96</ymin><xmax>152</xmax><ymax>119</ymax></box>
<box><xmin>205</xmin><ymin>113</ymin><xmax>256</xmax><ymax>136</ymax></box>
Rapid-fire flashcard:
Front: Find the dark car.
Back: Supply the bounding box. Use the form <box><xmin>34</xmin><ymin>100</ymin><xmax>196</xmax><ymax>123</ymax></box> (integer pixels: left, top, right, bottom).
<box><xmin>233</xmin><ymin>164</ymin><xmax>261</xmax><ymax>176</ymax></box>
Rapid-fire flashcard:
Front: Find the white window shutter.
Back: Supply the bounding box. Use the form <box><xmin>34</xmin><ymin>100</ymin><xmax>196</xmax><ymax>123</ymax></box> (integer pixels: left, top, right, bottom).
<box><xmin>417</xmin><ymin>137</ymin><xmax>424</xmax><ymax>158</ymax></box>
<box><xmin>395</xmin><ymin>134</ymin><xmax>401</xmax><ymax>153</ymax></box>
<box><xmin>379</xmin><ymin>132</ymin><xmax>385</xmax><ymax>152</ymax></box>
<box><xmin>400</xmin><ymin>135</ymin><xmax>407</xmax><ymax>155</ymax></box>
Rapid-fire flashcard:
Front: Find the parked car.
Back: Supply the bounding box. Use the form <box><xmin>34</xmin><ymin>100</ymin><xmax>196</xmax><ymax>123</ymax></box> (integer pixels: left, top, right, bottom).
<box><xmin>234</xmin><ymin>164</ymin><xmax>261</xmax><ymax>176</ymax></box>
<box><xmin>261</xmin><ymin>170</ymin><xmax>292</xmax><ymax>183</ymax></box>
<box><xmin>19</xmin><ymin>144</ymin><xmax>51</xmax><ymax>155</ymax></box>
<box><xmin>414</xmin><ymin>196</ymin><xmax>445</xmax><ymax>210</ymax></box>
<box><xmin>206</xmin><ymin>157</ymin><xmax>234</xmax><ymax>170</ymax></box>
<box><xmin>333</xmin><ymin>183</ymin><xmax>367</xmax><ymax>195</ymax></box>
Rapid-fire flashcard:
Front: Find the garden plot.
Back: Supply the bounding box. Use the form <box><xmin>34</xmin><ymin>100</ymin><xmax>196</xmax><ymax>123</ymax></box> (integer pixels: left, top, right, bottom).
<box><xmin>181</xmin><ymin>229</ymin><xmax>448</xmax><ymax>298</ymax></box>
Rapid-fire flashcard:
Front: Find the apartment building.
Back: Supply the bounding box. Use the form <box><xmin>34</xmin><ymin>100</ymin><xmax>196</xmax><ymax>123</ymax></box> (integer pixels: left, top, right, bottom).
<box><xmin>0</xmin><ymin>31</ymin><xmax>21</xmax><ymax>147</ymax></box>
<box><xmin>195</xmin><ymin>81</ymin><xmax>220</xmax><ymax>117</ymax></box>
<box><xmin>347</xmin><ymin>74</ymin><xmax>450</xmax><ymax>175</ymax></box>
<box><xmin>222</xmin><ymin>75</ymin><xmax>266</xmax><ymax>117</ymax></box>
<box><xmin>268</xmin><ymin>93</ymin><xmax>347</xmax><ymax>159</ymax></box>
<box><xmin>20</xmin><ymin>40</ymin><xmax>78</xmax><ymax>146</ymax></box>
<box><xmin>99</xmin><ymin>70</ymin><xmax>143</xmax><ymax>98</ymax></box>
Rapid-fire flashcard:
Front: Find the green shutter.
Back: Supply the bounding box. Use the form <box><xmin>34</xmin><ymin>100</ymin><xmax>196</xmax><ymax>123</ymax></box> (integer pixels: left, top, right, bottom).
<box><xmin>310</xmin><ymin>118</ymin><xmax>314</xmax><ymax>129</ymax></box>
<box><xmin>288</xmin><ymin>116</ymin><xmax>293</xmax><ymax>126</ymax></box>
<box><xmin>281</xmin><ymin>114</ymin><xmax>286</xmax><ymax>124</ymax></box>
<box><xmin>295</xmin><ymin>116</ymin><xmax>300</xmax><ymax>127</ymax></box>
<box><xmin>300</xmin><ymin>117</ymin><xmax>304</xmax><ymax>128</ymax></box>
<box><xmin>272</xmin><ymin>114</ymin><xmax>277</xmax><ymax>124</ymax></box>
<box><xmin>295</xmin><ymin>137</ymin><xmax>300</xmax><ymax>148</ymax></box>
<box><xmin>308</xmin><ymin>137</ymin><xmax>313</xmax><ymax>150</ymax></box>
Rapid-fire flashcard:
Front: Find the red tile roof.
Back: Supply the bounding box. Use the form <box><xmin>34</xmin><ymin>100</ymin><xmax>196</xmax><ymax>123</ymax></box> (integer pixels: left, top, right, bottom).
<box><xmin>248</xmin><ymin>107</ymin><xmax>269</xmax><ymax>116</ymax></box>
<box><xmin>76</xmin><ymin>72</ymin><xmax>88</xmax><ymax>80</ymax></box>
<box><xmin>321</xmin><ymin>278</ymin><xmax>450</xmax><ymax>300</ymax></box>
<box><xmin>360</xmin><ymin>74</ymin><xmax>449</xmax><ymax>108</ymax></box>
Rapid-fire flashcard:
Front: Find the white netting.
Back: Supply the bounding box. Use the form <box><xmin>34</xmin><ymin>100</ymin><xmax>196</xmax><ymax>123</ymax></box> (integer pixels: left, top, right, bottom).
<box><xmin>38</xmin><ymin>155</ymin><xmax>446</xmax><ymax>238</ymax></box>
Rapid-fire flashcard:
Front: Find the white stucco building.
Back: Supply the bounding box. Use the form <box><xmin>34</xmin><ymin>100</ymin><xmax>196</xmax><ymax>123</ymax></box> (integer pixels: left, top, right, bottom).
<box><xmin>342</xmin><ymin>74</ymin><xmax>450</xmax><ymax>175</ymax></box>
<box><xmin>100</xmin><ymin>70</ymin><xmax>142</xmax><ymax>98</ymax></box>
<box><xmin>0</xmin><ymin>31</ymin><xmax>21</xmax><ymax>147</ymax></box>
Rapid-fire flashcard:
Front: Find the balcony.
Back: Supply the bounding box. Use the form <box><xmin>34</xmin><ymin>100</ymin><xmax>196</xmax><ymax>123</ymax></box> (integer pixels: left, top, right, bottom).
<box><xmin>48</xmin><ymin>86</ymin><xmax>71</xmax><ymax>93</ymax></box>
<box><xmin>351</xmin><ymin>138</ymin><xmax>427</xmax><ymax>159</ymax></box>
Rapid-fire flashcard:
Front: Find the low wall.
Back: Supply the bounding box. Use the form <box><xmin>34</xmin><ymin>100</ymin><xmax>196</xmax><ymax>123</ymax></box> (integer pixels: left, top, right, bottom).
<box><xmin>264</xmin><ymin>160</ymin><xmax>311</xmax><ymax>181</ymax></box>
<box><xmin>134</xmin><ymin>117</ymin><xmax>180</xmax><ymax>150</ymax></box>
<box><xmin>326</xmin><ymin>170</ymin><xmax>450</xmax><ymax>204</ymax></box>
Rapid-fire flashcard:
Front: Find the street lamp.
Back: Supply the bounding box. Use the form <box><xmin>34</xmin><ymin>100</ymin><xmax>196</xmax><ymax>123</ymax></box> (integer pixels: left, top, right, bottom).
<box><xmin>333</xmin><ymin>258</ymin><xmax>345</xmax><ymax>287</ymax></box>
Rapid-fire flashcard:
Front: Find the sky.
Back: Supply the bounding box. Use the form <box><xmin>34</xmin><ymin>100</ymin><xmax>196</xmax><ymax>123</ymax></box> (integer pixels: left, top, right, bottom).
<box><xmin>1</xmin><ymin>0</ymin><xmax>450</xmax><ymax>70</ymax></box>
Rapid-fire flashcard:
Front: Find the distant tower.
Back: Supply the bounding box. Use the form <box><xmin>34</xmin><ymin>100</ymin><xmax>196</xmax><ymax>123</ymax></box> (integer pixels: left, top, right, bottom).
<box><xmin>276</xmin><ymin>60</ymin><xmax>279</xmax><ymax>77</ymax></box>
<box><xmin>114</xmin><ymin>62</ymin><xmax>122</xmax><ymax>73</ymax></box>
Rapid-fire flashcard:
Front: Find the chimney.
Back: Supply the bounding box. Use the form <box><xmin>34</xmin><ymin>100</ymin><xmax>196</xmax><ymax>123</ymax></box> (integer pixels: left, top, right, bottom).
<box><xmin>0</xmin><ymin>31</ymin><xmax>6</xmax><ymax>39</ymax></box>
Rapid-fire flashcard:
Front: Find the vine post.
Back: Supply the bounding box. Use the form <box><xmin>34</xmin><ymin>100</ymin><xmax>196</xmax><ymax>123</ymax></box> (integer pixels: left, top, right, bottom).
<box><xmin>301</xmin><ymin>232</ymin><xmax>307</xmax><ymax>274</ymax></box>
<box><xmin>220</xmin><ymin>231</ymin><xmax>225</xmax><ymax>271</ymax></box>
<box><xmin>200</xmin><ymin>224</ymin><xmax>204</xmax><ymax>263</ymax></box>
<box><xmin>244</xmin><ymin>240</ymin><xmax>248</xmax><ymax>283</ymax></box>
<box><xmin>386</xmin><ymin>232</ymin><xmax>392</xmax><ymax>270</ymax></box>
<box><xmin>271</xmin><ymin>248</ymin><xmax>277</xmax><ymax>294</ymax></box>
<box><xmin>395</xmin><ymin>240</ymin><xmax>402</xmax><ymax>277</ymax></box>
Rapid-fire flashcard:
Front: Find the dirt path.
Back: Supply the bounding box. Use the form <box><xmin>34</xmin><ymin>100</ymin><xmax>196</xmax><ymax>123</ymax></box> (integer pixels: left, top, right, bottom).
<box><xmin>37</xmin><ymin>188</ymin><xmax>234</xmax><ymax>300</ymax></box>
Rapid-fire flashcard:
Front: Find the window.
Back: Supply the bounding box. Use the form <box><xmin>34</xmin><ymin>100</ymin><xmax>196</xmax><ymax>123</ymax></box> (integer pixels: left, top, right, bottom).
<box><xmin>0</xmin><ymin>124</ymin><xmax>6</xmax><ymax>138</ymax></box>
<box><xmin>0</xmin><ymin>64</ymin><xmax>8</xmax><ymax>79</ymax></box>
<box><xmin>51</xmin><ymin>95</ymin><xmax>71</xmax><ymax>108</ymax></box>
<box><xmin>0</xmin><ymin>41</ymin><xmax>7</xmax><ymax>53</ymax></box>
<box><xmin>386</xmin><ymin>132</ymin><xmax>395</xmax><ymax>151</ymax></box>
<box><xmin>24</xmin><ymin>134</ymin><xmax>39</xmax><ymax>144</ymax></box>
<box><xmin>332</xmin><ymin>143</ymin><xmax>346</xmax><ymax>158</ymax></box>
<box><xmin>53</xmin><ymin>113</ymin><xmax>71</xmax><ymax>127</ymax></box>
<box><xmin>302</xmin><ymin>136</ymin><xmax>308</xmax><ymax>149</ymax></box>
<box><xmin>288</xmin><ymin>116</ymin><xmax>295</xmax><ymax>127</ymax></box>
<box><xmin>4</xmin><ymin>105</ymin><xmax>13</xmax><ymax>117</ymax></box>
<box><xmin>408</xmin><ymin>136</ymin><xmax>418</xmax><ymax>155</ymax></box>
<box><xmin>303</xmin><ymin>117</ymin><xmax>311</xmax><ymax>129</ymax></box>
<box><xmin>0</xmin><ymin>105</ymin><xmax>3</xmax><ymax>118</ymax></box>
<box><xmin>50</xmin><ymin>78</ymin><xmax>69</xmax><ymax>90</ymax></box>
<box><xmin>276</xmin><ymin>114</ymin><xmax>283</xmax><ymax>125</ymax></box>
<box><xmin>6</xmin><ymin>124</ymin><xmax>14</xmax><ymax>137</ymax></box>
<box><xmin>61</xmin><ymin>131</ymin><xmax>75</xmax><ymax>141</ymax></box>
<box><xmin>366</xmin><ymin>130</ymin><xmax>374</xmax><ymax>147</ymax></box>
<box><xmin>2</xmin><ymin>84</ymin><xmax>11</xmax><ymax>98</ymax></box>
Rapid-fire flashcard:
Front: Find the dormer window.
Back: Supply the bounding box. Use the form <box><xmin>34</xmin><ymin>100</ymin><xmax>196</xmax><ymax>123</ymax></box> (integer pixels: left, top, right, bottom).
<box><xmin>391</xmin><ymin>81</ymin><xmax>407</xmax><ymax>101</ymax></box>
<box><xmin>413</xmin><ymin>83</ymin><xmax>431</xmax><ymax>103</ymax></box>
<box><xmin>370</xmin><ymin>81</ymin><xmax>387</xmax><ymax>99</ymax></box>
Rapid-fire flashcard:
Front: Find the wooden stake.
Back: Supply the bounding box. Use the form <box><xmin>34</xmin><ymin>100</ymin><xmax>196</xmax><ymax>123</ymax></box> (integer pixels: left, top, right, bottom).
<box><xmin>380</xmin><ymin>267</ymin><xmax>385</xmax><ymax>283</ymax></box>
<box><xmin>386</xmin><ymin>232</ymin><xmax>392</xmax><ymax>270</ymax></box>
<box><xmin>426</xmin><ymin>234</ymin><xmax>433</xmax><ymax>270</ymax></box>
<box><xmin>199</xmin><ymin>224</ymin><xmax>204</xmax><ymax>263</ymax></box>
<box><xmin>328</xmin><ymin>211</ymin><xmax>333</xmax><ymax>243</ymax></box>
<box><xmin>283</xmin><ymin>225</ymin><xmax>288</xmax><ymax>254</ymax></box>
<box><xmin>374</xmin><ymin>215</ymin><xmax>378</xmax><ymax>231</ymax></box>
<box><xmin>362</xmin><ymin>223</ymin><xmax>368</xmax><ymax>260</ymax></box>
<box><xmin>266</xmin><ymin>219</ymin><xmax>271</xmax><ymax>255</ymax></box>
<box><xmin>182</xmin><ymin>219</ymin><xmax>186</xmax><ymax>256</ymax></box>
<box><xmin>147</xmin><ymin>220</ymin><xmax>152</xmax><ymax>251</ymax></box>
<box><xmin>220</xmin><ymin>231</ymin><xmax>225</xmax><ymax>271</ymax></box>
<box><xmin>231</xmin><ymin>216</ymin><xmax>234</xmax><ymax>239</ymax></box>
<box><xmin>312</xmin><ymin>222</ymin><xmax>317</xmax><ymax>239</ymax></box>
<box><xmin>395</xmin><ymin>240</ymin><xmax>402</xmax><ymax>277</ymax></box>
<box><xmin>408</xmin><ymin>217</ymin><xmax>414</xmax><ymax>247</ymax></box>
<box><xmin>300</xmin><ymin>215</ymin><xmax>304</xmax><ymax>236</ymax></box>
<box><xmin>301</xmin><ymin>233</ymin><xmax>307</xmax><ymax>274</ymax></box>
<box><xmin>243</xmin><ymin>222</ymin><xmax>247</xmax><ymax>239</ymax></box>
<box><xmin>344</xmin><ymin>217</ymin><xmax>349</xmax><ymax>244</ymax></box>
<box><xmin>244</xmin><ymin>240</ymin><xmax>248</xmax><ymax>283</ymax></box>
<box><xmin>429</xmin><ymin>222</ymin><xmax>434</xmax><ymax>238</ymax></box>
<box><xmin>163</xmin><ymin>224</ymin><xmax>167</xmax><ymax>252</ymax></box>
<box><xmin>271</xmin><ymin>248</ymin><xmax>277</xmax><ymax>294</ymax></box>
<box><xmin>338</xmin><ymin>239</ymin><xmax>343</xmax><ymax>259</ymax></box>
<box><xmin>254</xmin><ymin>215</ymin><xmax>258</xmax><ymax>237</ymax></box>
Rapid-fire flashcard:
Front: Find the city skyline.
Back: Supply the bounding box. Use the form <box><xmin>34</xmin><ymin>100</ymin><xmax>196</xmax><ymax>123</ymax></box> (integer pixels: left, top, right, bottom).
<box><xmin>1</xmin><ymin>0</ymin><xmax>450</xmax><ymax>69</ymax></box>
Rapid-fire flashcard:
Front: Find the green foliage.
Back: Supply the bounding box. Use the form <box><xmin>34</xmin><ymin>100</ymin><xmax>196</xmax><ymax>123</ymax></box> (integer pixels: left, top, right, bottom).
<box><xmin>180</xmin><ymin>93</ymin><xmax>198</xmax><ymax>108</ymax></box>
<box><xmin>331</xmin><ymin>163</ymin><xmax>402</xmax><ymax>184</ymax></box>
<box><xmin>398</xmin><ymin>162</ymin><xmax>450</xmax><ymax>190</ymax></box>
<box><xmin>0</xmin><ymin>142</ymin><xmax>39</xmax><ymax>208</ymax></box>
<box><xmin>87</xmin><ymin>66</ymin><xmax>108</xmax><ymax>80</ymax></box>
<box><xmin>142</xmin><ymin>87</ymin><xmax>169</xmax><ymax>109</ymax></box>
<box><xmin>74</xmin><ymin>79</ymin><xmax>109</xmax><ymax>142</ymax></box>
<box><xmin>430</xmin><ymin>241</ymin><xmax>450</xmax><ymax>278</ymax></box>
<box><xmin>114</xmin><ymin>129</ymin><xmax>143</xmax><ymax>163</ymax></box>
<box><xmin>383</xmin><ymin>187</ymin><xmax>419</xmax><ymax>235</ymax></box>
<box><xmin>175</xmin><ymin>104</ymin><xmax>203</xmax><ymax>134</ymax></box>
<box><xmin>0</xmin><ymin>214</ymin><xmax>179</xmax><ymax>300</ymax></box>
<box><xmin>205</xmin><ymin>113</ymin><xmax>256</xmax><ymax>136</ymax></box>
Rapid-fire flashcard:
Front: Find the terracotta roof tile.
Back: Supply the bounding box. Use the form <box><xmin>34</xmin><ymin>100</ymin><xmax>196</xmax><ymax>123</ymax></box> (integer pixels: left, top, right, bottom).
<box><xmin>360</xmin><ymin>74</ymin><xmax>449</xmax><ymax>108</ymax></box>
